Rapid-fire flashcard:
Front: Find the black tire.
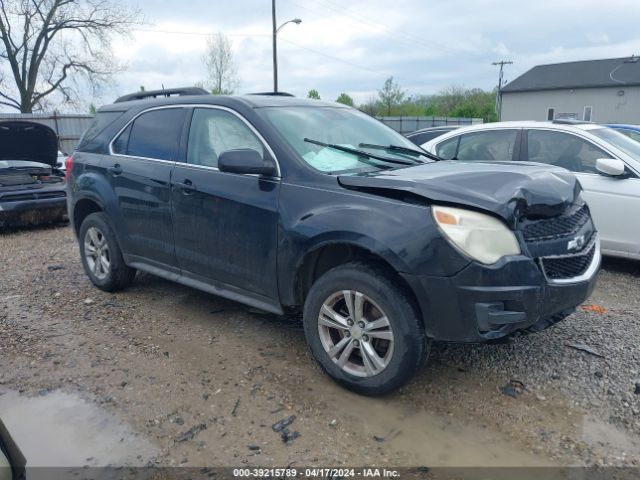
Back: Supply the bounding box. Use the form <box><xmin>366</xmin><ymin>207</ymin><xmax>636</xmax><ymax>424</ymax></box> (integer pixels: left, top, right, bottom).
<box><xmin>78</xmin><ymin>212</ymin><xmax>136</xmax><ymax>292</ymax></box>
<box><xmin>303</xmin><ymin>261</ymin><xmax>428</xmax><ymax>396</ymax></box>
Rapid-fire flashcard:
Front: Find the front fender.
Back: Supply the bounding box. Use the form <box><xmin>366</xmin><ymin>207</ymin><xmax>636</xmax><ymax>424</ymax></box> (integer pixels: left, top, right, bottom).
<box><xmin>276</xmin><ymin>183</ymin><xmax>470</xmax><ymax>306</ymax></box>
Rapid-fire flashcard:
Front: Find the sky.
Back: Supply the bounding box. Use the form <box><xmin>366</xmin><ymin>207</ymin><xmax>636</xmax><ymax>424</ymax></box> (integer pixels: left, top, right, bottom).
<box><xmin>8</xmin><ymin>0</ymin><xmax>640</xmax><ymax>109</ymax></box>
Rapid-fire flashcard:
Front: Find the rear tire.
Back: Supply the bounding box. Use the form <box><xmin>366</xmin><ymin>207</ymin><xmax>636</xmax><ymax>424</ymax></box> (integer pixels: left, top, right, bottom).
<box><xmin>303</xmin><ymin>261</ymin><xmax>428</xmax><ymax>396</ymax></box>
<box><xmin>79</xmin><ymin>212</ymin><xmax>136</xmax><ymax>292</ymax></box>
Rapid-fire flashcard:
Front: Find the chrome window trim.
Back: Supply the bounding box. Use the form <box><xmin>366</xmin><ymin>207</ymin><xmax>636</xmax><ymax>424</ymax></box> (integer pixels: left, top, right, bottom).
<box><xmin>108</xmin><ymin>104</ymin><xmax>282</xmax><ymax>178</ymax></box>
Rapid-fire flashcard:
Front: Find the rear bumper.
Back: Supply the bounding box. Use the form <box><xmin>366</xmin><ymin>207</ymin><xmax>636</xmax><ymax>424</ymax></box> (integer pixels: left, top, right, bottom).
<box><xmin>0</xmin><ymin>194</ymin><xmax>67</xmax><ymax>226</ymax></box>
<box><xmin>402</xmin><ymin>241</ymin><xmax>600</xmax><ymax>343</ymax></box>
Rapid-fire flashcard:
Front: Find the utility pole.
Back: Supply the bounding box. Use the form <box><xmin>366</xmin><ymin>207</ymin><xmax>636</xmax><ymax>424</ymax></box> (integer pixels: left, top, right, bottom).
<box><xmin>272</xmin><ymin>0</ymin><xmax>278</xmax><ymax>93</ymax></box>
<box><xmin>492</xmin><ymin>60</ymin><xmax>512</xmax><ymax>121</ymax></box>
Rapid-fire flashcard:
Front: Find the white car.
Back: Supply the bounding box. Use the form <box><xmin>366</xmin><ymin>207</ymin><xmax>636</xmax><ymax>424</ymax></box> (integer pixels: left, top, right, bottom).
<box><xmin>56</xmin><ymin>150</ymin><xmax>68</xmax><ymax>171</ymax></box>
<box><xmin>422</xmin><ymin>120</ymin><xmax>640</xmax><ymax>260</ymax></box>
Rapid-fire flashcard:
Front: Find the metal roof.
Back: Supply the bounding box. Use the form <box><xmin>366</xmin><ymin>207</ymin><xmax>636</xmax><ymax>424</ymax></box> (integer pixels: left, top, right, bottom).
<box><xmin>502</xmin><ymin>56</ymin><xmax>640</xmax><ymax>93</ymax></box>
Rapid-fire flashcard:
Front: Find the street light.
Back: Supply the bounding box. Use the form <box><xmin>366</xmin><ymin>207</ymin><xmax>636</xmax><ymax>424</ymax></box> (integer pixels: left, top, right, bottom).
<box><xmin>272</xmin><ymin>0</ymin><xmax>301</xmax><ymax>93</ymax></box>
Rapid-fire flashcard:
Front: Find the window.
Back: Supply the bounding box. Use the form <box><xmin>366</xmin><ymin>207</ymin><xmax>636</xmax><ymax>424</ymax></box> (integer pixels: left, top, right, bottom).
<box><xmin>455</xmin><ymin>130</ymin><xmax>518</xmax><ymax>161</ymax></box>
<box><xmin>584</xmin><ymin>106</ymin><xmax>593</xmax><ymax>122</ymax></box>
<box><xmin>126</xmin><ymin>108</ymin><xmax>186</xmax><ymax>161</ymax></box>
<box><xmin>618</xmin><ymin>129</ymin><xmax>640</xmax><ymax>143</ymax></box>
<box><xmin>590</xmin><ymin>127</ymin><xmax>640</xmax><ymax>163</ymax></box>
<box><xmin>187</xmin><ymin>108</ymin><xmax>264</xmax><ymax>168</ymax></box>
<box><xmin>527</xmin><ymin>130</ymin><xmax>608</xmax><ymax>173</ymax></box>
<box><xmin>112</xmin><ymin>124</ymin><xmax>132</xmax><ymax>154</ymax></box>
<box><xmin>257</xmin><ymin>106</ymin><xmax>431</xmax><ymax>174</ymax></box>
<box><xmin>78</xmin><ymin>111</ymin><xmax>124</xmax><ymax>150</ymax></box>
<box><xmin>547</xmin><ymin>108</ymin><xmax>555</xmax><ymax>121</ymax></box>
<box><xmin>435</xmin><ymin>137</ymin><xmax>459</xmax><ymax>160</ymax></box>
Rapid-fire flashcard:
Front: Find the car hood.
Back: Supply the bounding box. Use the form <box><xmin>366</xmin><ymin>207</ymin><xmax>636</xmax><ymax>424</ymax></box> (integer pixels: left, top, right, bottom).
<box><xmin>337</xmin><ymin>161</ymin><xmax>581</xmax><ymax>226</ymax></box>
<box><xmin>0</xmin><ymin>121</ymin><xmax>58</xmax><ymax>167</ymax></box>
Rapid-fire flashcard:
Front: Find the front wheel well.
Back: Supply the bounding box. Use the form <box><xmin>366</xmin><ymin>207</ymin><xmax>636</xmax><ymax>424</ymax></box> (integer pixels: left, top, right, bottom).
<box><xmin>295</xmin><ymin>243</ymin><xmax>421</xmax><ymax>317</ymax></box>
<box><xmin>73</xmin><ymin>199</ymin><xmax>102</xmax><ymax>235</ymax></box>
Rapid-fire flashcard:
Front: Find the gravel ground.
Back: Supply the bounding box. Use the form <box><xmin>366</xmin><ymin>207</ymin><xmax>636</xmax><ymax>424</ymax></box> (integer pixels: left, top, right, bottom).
<box><xmin>0</xmin><ymin>224</ymin><xmax>639</xmax><ymax>469</ymax></box>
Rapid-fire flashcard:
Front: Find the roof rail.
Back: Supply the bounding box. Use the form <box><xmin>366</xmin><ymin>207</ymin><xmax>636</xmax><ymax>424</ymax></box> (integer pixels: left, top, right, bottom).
<box><xmin>114</xmin><ymin>87</ymin><xmax>210</xmax><ymax>103</ymax></box>
<box><xmin>552</xmin><ymin>119</ymin><xmax>593</xmax><ymax>125</ymax></box>
<box><xmin>247</xmin><ymin>92</ymin><xmax>295</xmax><ymax>97</ymax></box>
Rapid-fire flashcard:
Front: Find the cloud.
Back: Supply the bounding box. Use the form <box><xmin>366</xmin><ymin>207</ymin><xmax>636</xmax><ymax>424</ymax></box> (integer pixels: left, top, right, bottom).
<box><xmin>39</xmin><ymin>0</ymin><xmax>640</xmax><ymax>107</ymax></box>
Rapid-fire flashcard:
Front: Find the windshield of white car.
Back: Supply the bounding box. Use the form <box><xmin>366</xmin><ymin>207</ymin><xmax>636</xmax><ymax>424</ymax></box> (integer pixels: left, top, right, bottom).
<box><xmin>590</xmin><ymin>127</ymin><xmax>640</xmax><ymax>159</ymax></box>
<box><xmin>258</xmin><ymin>106</ymin><xmax>433</xmax><ymax>174</ymax></box>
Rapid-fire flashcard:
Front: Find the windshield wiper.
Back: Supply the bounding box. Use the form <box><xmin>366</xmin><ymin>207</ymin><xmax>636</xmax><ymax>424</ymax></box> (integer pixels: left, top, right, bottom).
<box><xmin>303</xmin><ymin>138</ymin><xmax>417</xmax><ymax>166</ymax></box>
<box><xmin>358</xmin><ymin>143</ymin><xmax>442</xmax><ymax>162</ymax></box>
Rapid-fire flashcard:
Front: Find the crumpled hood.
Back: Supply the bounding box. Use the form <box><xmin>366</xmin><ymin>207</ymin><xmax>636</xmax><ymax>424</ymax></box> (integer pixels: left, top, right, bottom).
<box><xmin>338</xmin><ymin>161</ymin><xmax>582</xmax><ymax>226</ymax></box>
<box><xmin>0</xmin><ymin>121</ymin><xmax>58</xmax><ymax>167</ymax></box>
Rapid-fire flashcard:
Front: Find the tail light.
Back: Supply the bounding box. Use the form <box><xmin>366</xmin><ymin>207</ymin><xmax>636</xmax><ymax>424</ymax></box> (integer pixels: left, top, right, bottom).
<box><xmin>64</xmin><ymin>155</ymin><xmax>73</xmax><ymax>180</ymax></box>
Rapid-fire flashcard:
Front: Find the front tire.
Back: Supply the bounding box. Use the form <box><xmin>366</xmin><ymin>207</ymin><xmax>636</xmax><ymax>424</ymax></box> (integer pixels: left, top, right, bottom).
<box><xmin>79</xmin><ymin>212</ymin><xmax>136</xmax><ymax>292</ymax></box>
<box><xmin>303</xmin><ymin>261</ymin><xmax>428</xmax><ymax>396</ymax></box>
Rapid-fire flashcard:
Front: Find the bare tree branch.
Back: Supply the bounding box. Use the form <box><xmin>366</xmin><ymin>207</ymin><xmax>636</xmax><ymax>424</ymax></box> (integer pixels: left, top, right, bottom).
<box><xmin>203</xmin><ymin>33</ymin><xmax>239</xmax><ymax>95</ymax></box>
<box><xmin>0</xmin><ymin>0</ymin><xmax>141</xmax><ymax>112</ymax></box>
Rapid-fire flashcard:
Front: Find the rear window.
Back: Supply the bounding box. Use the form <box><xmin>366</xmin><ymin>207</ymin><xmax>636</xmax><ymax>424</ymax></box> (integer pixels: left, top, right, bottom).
<box><xmin>125</xmin><ymin>108</ymin><xmax>186</xmax><ymax>161</ymax></box>
<box><xmin>76</xmin><ymin>111</ymin><xmax>124</xmax><ymax>150</ymax></box>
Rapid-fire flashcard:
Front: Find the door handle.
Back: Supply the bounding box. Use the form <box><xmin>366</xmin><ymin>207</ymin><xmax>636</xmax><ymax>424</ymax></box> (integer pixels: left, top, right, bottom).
<box><xmin>108</xmin><ymin>163</ymin><xmax>122</xmax><ymax>176</ymax></box>
<box><xmin>175</xmin><ymin>179</ymin><xmax>196</xmax><ymax>194</ymax></box>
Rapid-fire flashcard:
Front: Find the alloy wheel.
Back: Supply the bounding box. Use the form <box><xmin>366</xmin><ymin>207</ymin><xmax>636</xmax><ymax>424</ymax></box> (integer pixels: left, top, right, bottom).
<box><xmin>84</xmin><ymin>226</ymin><xmax>110</xmax><ymax>280</ymax></box>
<box><xmin>318</xmin><ymin>290</ymin><xmax>394</xmax><ymax>377</ymax></box>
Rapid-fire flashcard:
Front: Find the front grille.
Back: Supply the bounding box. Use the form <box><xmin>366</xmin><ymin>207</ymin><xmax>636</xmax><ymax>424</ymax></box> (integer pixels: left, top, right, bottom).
<box><xmin>541</xmin><ymin>240</ymin><xmax>597</xmax><ymax>280</ymax></box>
<box><xmin>523</xmin><ymin>204</ymin><xmax>590</xmax><ymax>241</ymax></box>
<box><xmin>1</xmin><ymin>191</ymin><xmax>66</xmax><ymax>202</ymax></box>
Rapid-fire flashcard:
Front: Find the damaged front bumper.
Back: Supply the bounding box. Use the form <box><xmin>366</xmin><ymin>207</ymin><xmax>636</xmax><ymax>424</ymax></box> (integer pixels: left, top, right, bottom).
<box><xmin>402</xmin><ymin>237</ymin><xmax>601</xmax><ymax>343</ymax></box>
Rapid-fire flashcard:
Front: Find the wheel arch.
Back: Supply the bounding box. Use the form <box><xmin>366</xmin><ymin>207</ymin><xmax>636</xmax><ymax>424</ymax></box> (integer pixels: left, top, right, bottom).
<box><xmin>288</xmin><ymin>237</ymin><xmax>423</xmax><ymax>323</ymax></box>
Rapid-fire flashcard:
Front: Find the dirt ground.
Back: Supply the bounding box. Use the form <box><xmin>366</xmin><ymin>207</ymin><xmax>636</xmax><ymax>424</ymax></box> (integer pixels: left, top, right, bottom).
<box><xmin>0</xmin><ymin>224</ymin><xmax>639</xmax><ymax>471</ymax></box>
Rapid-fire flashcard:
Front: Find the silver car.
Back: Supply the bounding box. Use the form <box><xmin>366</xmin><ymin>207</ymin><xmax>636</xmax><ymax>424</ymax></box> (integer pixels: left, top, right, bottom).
<box><xmin>422</xmin><ymin>121</ymin><xmax>640</xmax><ymax>260</ymax></box>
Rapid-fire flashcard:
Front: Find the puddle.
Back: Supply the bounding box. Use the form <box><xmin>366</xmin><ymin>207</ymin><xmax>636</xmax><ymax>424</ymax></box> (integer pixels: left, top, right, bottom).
<box><xmin>0</xmin><ymin>390</ymin><xmax>158</xmax><ymax>467</ymax></box>
<box><xmin>582</xmin><ymin>415</ymin><xmax>640</xmax><ymax>460</ymax></box>
<box><xmin>322</xmin><ymin>390</ymin><xmax>553</xmax><ymax>468</ymax></box>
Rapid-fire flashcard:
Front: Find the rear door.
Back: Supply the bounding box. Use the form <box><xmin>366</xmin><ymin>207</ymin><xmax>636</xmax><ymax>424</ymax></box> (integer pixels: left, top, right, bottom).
<box><xmin>171</xmin><ymin>106</ymin><xmax>281</xmax><ymax>299</ymax></box>
<box><xmin>522</xmin><ymin>129</ymin><xmax>640</xmax><ymax>256</ymax></box>
<box><xmin>109</xmin><ymin>107</ymin><xmax>187</xmax><ymax>270</ymax></box>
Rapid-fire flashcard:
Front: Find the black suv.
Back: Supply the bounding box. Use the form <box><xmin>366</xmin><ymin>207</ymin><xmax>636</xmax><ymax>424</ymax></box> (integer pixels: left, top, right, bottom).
<box><xmin>67</xmin><ymin>88</ymin><xmax>600</xmax><ymax>395</ymax></box>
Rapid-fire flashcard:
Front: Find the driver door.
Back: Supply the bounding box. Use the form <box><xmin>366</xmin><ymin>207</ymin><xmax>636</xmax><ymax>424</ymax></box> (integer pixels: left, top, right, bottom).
<box><xmin>171</xmin><ymin>107</ymin><xmax>281</xmax><ymax>299</ymax></box>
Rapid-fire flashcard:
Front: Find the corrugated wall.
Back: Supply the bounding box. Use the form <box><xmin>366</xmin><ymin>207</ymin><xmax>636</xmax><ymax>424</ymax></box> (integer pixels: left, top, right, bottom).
<box><xmin>0</xmin><ymin>113</ymin><xmax>94</xmax><ymax>154</ymax></box>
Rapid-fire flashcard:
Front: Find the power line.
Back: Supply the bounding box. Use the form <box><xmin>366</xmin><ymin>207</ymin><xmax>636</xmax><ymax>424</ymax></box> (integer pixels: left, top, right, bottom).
<box><xmin>492</xmin><ymin>60</ymin><xmax>513</xmax><ymax>121</ymax></box>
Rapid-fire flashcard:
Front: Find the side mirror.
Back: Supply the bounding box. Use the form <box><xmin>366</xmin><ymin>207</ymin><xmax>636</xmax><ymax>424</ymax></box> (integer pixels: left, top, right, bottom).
<box><xmin>218</xmin><ymin>149</ymin><xmax>276</xmax><ymax>176</ymax></box>
<box><xmin>596</xmin><ymin>158</ymin><xmax>626</xmax><ymax>177</ymax></box>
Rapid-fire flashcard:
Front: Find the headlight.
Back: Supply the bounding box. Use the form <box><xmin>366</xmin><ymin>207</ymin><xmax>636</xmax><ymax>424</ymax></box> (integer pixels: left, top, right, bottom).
<box><xmin>432</xmin><ymin>206</ymin><xmax>521</xmax><ymax>265</ymax></box>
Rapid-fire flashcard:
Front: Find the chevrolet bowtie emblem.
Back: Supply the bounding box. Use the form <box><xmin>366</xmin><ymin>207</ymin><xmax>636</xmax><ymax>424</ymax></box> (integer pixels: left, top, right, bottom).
<box><xmin>567</xmin><ymin>235</ymin><xmax>586</xmax><ymax>252</ymax></box>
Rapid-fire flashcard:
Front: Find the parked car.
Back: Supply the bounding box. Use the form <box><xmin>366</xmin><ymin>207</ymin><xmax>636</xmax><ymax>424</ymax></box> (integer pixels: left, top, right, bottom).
<box><xmin>67</xmin><ymin>89</ymin><xmax>599</xmax><ymax>394</ymax></box>
<box><xmin>606</xmin><ymin>124</ymin><xmax>640</xmax><ymax>142</ymax></box>
<box><xmin>405</xmin><ymin>126</ymin><xmax>459</xmax><ymax>146</ymax></box>
<box><xmin>56</xmin><ymin>150</ymin><xmax>68</xmax><ymax>171</ymax></box>
<box><xmin>0</xmin><ymin>419</ymin><xmax>25</xmax><ymax>480</ymax></box>
<box><xmin>422</xmin><ymin>121</ymin><xmax>640</xmax><ymax>260</ymax></box>
<box><xmin>0</xmin><ymin>121</ymin><xmax>67</xmax><ymax>228</ymax></box>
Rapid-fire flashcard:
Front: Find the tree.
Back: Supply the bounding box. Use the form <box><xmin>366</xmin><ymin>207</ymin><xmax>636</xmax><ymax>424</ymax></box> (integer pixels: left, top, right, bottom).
<box><xmin>204</xmin><ymin>33</ymin><xmax>239</xmax><ymax>95</ymax></box>
<box><xmin>335</xmin><ymin>92</ymin><xmax>354</xmax><ymax>106</ymax></box>
<box><xmin>378</xmin><ymin>76</ymin><xmax>405</xmax><ymax>115</ymax></box>
<box><xmin>0</xmin><ymin>0</ymin><xmax>140</xmax><ymax>113</ymax></box>
<box><xmin>307</xmin><ymin>89</ymin><xmax>320</xmax><ymax>100</ymax></box>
